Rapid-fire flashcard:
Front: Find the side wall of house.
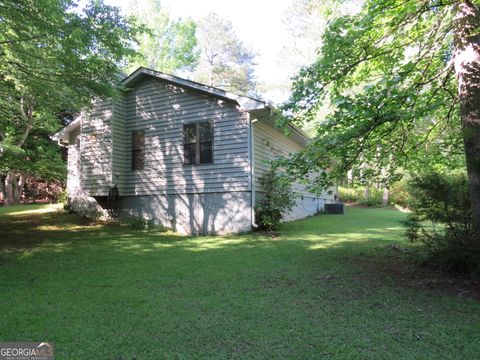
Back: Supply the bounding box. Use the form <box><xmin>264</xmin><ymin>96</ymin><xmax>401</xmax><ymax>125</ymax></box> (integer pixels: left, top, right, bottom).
<box><xmin>66</xmin><ymin>127</ymin><xmax>81</xmax><ymax>196</ymax></box>
<box><xmin>119</xmin><ymin>77</ymin><xmax>252</xmax><ymax>234</ymax></box>
<box><xmin>111</xmin><ymin>93</ymin><xmax>126</xmax><ymax>194</ymax></box>
<box><xmin>253</xmin><ymin>121</ymin><xmax>336</xmax><ymax>221</ymax></box>
<box><xmin>79</xmin><ymin>99</ymin><xmax>114</xmax><ymax>196</ymax></box>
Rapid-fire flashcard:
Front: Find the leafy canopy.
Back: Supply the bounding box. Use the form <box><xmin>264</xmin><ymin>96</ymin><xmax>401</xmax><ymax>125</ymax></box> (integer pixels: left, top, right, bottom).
<box><xmin>281</xmin><ymin>0</ymin><xmax>466</xmax><ymax>189</ymax></box>
<box><xmin>125</xmin><ymin>0</ymin><xmax>199</xmax><ymax>74</ymax></box>
<box><xmin>0</xmin><ymin>0</ymin><xmax>142</xmax><ymax>179</ymax></box>
<box><xmin>191</xmin><ymin>12</ymin><xmax>257</xmax><ymax>96</ymax></box>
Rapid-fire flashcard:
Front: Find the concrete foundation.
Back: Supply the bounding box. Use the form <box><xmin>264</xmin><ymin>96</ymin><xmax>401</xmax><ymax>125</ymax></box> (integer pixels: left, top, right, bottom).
<box><xmin>283</xmin><ymin>195</ymin><xmax>331</xmax><ymax>221</ymax></box>
<box><xmin>255</xmin><ymin>192</ymin><xmax>334</xmax><ymax>222</ymax></box>
<box><xmin>119</xmin><ymin>191</ymin><xmax>252</xmax><ymax>235</ymax></box>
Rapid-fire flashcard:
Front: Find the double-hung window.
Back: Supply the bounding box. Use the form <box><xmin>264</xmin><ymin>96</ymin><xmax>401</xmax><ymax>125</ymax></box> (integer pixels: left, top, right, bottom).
<box><xmin>183</xmin><ymin>121</ymin><xmax>213</xmax><ymax>165</ymax></box>
<box><xmin>131</xmin><ymin>130</ymin><xmax>145</xmax><ymax>170</ymax></box>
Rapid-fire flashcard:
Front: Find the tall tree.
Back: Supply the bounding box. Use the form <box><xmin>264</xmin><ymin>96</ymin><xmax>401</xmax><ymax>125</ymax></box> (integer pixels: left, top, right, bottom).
<box><xmin>275</xmin><ymin>0</ymin><xmax>359</xmax><ymax>128</ymax></box>
<box><xmin>191</xmin><ymin>12</ymin><xmax>257</xmax><ymax>96</ymax></box>
<box><xmin>125</xmin><ymin>0</ymin><xmax>198</xmax><ymax>74</ymax></box>
<box><xmin>279</xmin><ymin>0</ymin><xmax>340</xmax><ymax>87</ymax></box>
<box><xmin>0</xmin><ymin>0</ymin><xmax>141</xmax><ymax>204</ymax></box>
<box><xmin>281</xmin><ymin>0</ymin><xmax>480</xmax><ymax>237</ymax></box>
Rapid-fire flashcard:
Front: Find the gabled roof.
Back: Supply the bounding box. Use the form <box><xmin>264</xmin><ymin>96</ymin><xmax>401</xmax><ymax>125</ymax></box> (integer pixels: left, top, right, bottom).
<box><xmin>122</xmin><ymin>67</ymin><xmax>267</xmax><ymax>111</ymax></box>
<box><xmin>123</xmin><ymin>67</ymin><xmax>310</xmax><ymax>145</ymax></box>
<box><xmin>54</xmin><ymin>67</ymin><xmax>311</xmax><ymax>145</ymax></box>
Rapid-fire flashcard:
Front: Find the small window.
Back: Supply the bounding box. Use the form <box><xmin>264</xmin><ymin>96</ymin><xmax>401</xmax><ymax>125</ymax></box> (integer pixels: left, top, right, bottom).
<box><xmin>183</xmin><ymin>121</ymin><xmax>213</xmax><ymax>165</ymax></box>
<box><xmin>131</xmin><ymin>130</ymin><xmax>145</xmax><ymax>170</ymax></box>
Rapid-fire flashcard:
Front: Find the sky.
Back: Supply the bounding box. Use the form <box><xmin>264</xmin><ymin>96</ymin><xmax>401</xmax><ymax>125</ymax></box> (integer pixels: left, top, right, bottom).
<box><xmin>159</xmin><ymin>0</ymin><xmax>292</xmax><ymax>84</ymax></box>
<box><xmin>105</xmin><ymin>0</ymin><xmax>294</xmax><ymax>101</ymax></box>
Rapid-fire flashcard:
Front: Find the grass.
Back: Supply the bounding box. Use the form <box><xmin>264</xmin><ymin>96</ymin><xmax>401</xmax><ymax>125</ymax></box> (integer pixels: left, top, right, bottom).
<box><xmin>0</xmin><ymin>205</ymin><xmax>479</xmax><ymax>359</ymax></box>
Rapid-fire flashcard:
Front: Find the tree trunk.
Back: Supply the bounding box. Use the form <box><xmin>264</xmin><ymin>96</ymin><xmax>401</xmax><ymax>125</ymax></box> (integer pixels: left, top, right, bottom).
<box><xmin>382</xmin><ymin>187</ymin><xmax>389</xmax><ymax>207</ymax></box>
<box><xmin>364</xmin><ymin>183</ymin><xmax>370</xmax><ymax>201</ymax></box>
<box><xmin>347</xmin><ymin>169</ymin><xmax>353</xmax><ymax>184</ymax></box>
<box><xmin>13</xmin><ymin>174</ymin><xmax>26</xmax><ymax>203</ymax></box>
<box><xmin>0</xmin><ymin>176</ymin><xmax>4</xmax><ymax>203</ymax></box>
<box><xmin>17</xmin><ymin>98</ymin><xmax>34</xmax><ymax>148</ymax></box>
<box><xmin>18</xmin><ymin>174</ymin><xmax>26</xmax><ymax>201</ymax></box>
<box><xmin>4</xmin><ymin>173</ymin><xmax>14</xmax><ymax>205</ymax></box>
<box><xmin>454</xmin><ymin>1</ymin><xmax>480</xmax><ymax>240</ymax></box>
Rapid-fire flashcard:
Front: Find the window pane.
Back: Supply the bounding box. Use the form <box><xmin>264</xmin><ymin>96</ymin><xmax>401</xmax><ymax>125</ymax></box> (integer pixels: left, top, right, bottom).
<box><xmin>132</xmin><ymin>131</ymin><xmax>144</xmax><ymax>150</ymax></box>
<box><xmin>132</xmin><ymin>149</ymin><xmax>144</xmax><ymax>170</ymax></box>
<box><xmin>183</xmin><ymin>124</ymin><xmax>196</xmax><ymax>144</ymax></box>
<box><xmin>199</xmin><ymin>121</ymin><xmax>212</xmax><ymax>142</ymax></box>
<box><xmin>184</xmin><ymin>144</ymin><xmax>196</xmax><ymax>165</ymax></box>
<box><xmin>200</xmin><ymin>142</ymin><xmax>212</xmax><ymax>164</ymax></box>
<box><xmin>131</xmin><ymin>131</ymin><xmax>145</xmax><ymax>170</ymax></box>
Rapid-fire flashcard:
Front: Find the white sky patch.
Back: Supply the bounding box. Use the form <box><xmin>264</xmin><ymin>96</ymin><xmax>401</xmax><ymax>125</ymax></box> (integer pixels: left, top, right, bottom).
<box><xmin>105</xmin><ymin>0</ymin><xmax>291</xmax><ymax>89</ymax></box>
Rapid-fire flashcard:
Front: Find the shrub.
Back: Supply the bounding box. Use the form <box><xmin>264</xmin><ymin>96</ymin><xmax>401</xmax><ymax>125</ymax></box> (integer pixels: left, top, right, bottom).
<box><xmin>339</xmin><ymin>186</ymin><xmax>383</xmax><ymax>206</ymax></box>
<box><xmin>255</xmin><ymin>169</ymin><xmax>295</xmax><ymax>231</ymax></box>
<box><xmin>358</xmin><ymin>187</ymin><xmax>383</xmax><ymax>207</ymax></box>
<box><xmin>125</xmin><ymin>217</ymin><xmax>168</xmax><ymax>231</ymax></box>
<box><xmin>403</xmin><ymin>171</ymin><xmax>480</xmax><ymax>274</ymax></box>
<box><xmin>389</xmin><ymin>180</ymin><xmax>410</xmax><ymax>208</ymax></box>
<box><xmin>57</xmin><ymin>189</ymin><xmax>68</xmax><ymax>204</ymax></box>
<box><xmin>338</xmin><ymin>187</ymin><xmax>360</xmax><ymax>203</ymax></box>
<box><xmin>339</xmin><ymin>182</ymin><xmax>410</xmax><ymax>208</ymax></box>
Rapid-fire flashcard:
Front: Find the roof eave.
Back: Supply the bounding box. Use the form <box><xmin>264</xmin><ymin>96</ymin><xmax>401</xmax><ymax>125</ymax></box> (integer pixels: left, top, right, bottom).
<box><xmin>51</xmin><ymin>115</ymin><xmax>81</xmax><ymax>143</ymax></box>
<box><xmin>122</xmin><ymin>67</ymin><xmax>267</xmax><ymax>111</ymax></box>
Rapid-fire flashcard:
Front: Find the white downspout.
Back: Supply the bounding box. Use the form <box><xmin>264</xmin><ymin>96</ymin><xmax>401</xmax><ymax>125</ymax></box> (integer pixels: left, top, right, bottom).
<box><xmin>250</xmin><ymin>116</ymin><xmax>258</xmax><ymax>228</ymax></box>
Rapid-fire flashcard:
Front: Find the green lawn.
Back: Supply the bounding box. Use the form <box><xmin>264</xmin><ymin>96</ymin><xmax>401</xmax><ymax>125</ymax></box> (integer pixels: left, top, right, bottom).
<box><xmin>0</xmin><ymin>205</ymin><xmax>479</xmax><ymax>359</ymax></box>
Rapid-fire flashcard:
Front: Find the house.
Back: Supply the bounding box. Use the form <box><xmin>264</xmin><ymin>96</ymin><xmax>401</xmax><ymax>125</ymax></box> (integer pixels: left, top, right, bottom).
<box><xmin>55</xmin><ymin>67</ymin><xmax>336</xmax><ymax>234</ymax></box>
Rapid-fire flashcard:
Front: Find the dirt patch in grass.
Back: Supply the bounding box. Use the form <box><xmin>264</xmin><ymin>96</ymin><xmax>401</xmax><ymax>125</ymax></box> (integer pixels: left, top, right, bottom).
<box><xmin>349</xmin><ymin>248</ymin><xmax>480</xmax><ymax>301</ymax></box>
<box><xmin>0</xmin><ymin>207</ymin><xmax>106</xmax><ymax>249</ymax></box>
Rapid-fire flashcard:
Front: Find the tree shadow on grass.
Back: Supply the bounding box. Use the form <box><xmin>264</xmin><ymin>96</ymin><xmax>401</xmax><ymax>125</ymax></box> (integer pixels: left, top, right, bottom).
<box><xmin>1</xmin><ymin>206</ymin><xmax>479</xmax><ymax>301</ymax></box>
<box><xmin>1</xmin><ymin>207</ymin><xmax>480</xmax><ymax>359</ymax></box>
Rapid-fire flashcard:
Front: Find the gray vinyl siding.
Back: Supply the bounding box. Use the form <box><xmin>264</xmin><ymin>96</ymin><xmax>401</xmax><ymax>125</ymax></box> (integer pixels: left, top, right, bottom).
<box><xmin>253</xmin><ymin>121</ymin><xmax>334</xmax><ymax>200</ymax></box>
<box><xmin>123</xmin><ymin>78</ymin><xmax>250</xmax><ymax>196</ymax></box>
<box><xmin>111</xmin><ymin>93</ymin><xmax>126</xmax><ymax>194</ymax></box>
<box><xmin>80</xmin><ymin>99</ymin><xmax>113</xmax><ymax>196</ymax></box>
<box><xmin>66</xmin><ymin>127</ymin><xmax>81</xmax><ymax>196</ymax></box>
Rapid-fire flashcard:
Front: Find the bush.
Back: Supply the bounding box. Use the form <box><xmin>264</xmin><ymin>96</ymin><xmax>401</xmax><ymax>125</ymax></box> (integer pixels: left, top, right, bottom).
<box><xmin>23</xmin><ymin>178</ymin><xmax>64</xmax><ymax>203</ymax></box>
<box><xmin>339</xmin><ymin>182</ymin><xmax>410</xmax><ymax>208</ymax></box>
<box><xmin>338</xmin><ymin>186</ymin><xmax>383</xmax><ymax>206</ymax></box>
<box><xmin>338</xmin><ymin>187</ymin><xmax>360</xmax><ymax>203</ymax></box>
<box><xmin>125</xmin><ymin>217</ymin><xmax>168</xmax><ymax>231</ymax></box>
<box><xmin>389</xmin><ymin>180</ymin><xmax>410</xmax><ymax>208</ymax></box>
<box><xmin>255</xmin><ymin>169</ymin><xmax>295</xmax><ymax>231</ymax></box>
<box><xmin>404</xmin><ymin>171</ymin><xmax>480</xmax><ymax>274</ymax></box>
<box><xmin>57</xmin><ymin>189</ymin><xmax>68</xmax><ymax>204</ymax></box>
<box><xmin>358</xmin><ymin>187</ymin><xmax>383</xmax><ymax>207</ymax></box>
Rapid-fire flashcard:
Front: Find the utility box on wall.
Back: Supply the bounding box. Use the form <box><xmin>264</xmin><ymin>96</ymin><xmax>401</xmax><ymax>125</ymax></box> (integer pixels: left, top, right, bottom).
<box><xmin>325</xmin><ymin>203</ymin><xmax>344</xmax><ymax>214</ymax></box>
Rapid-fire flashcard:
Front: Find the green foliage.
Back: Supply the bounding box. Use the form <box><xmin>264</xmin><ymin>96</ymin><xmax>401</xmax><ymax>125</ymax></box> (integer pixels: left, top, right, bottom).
<box><xmin>337</xmin><ymin>187</ymin><xmax>359</xmax><ymax>203</ymax></box>
<box><xmin>125</xmin><ymin>0</ymin><xmax>199</xmax><ymax>74</ymax></box>
<box><xmin>338</xmin><ymin>187</ymin><xmax>382</xmax><ymax>206</ymax></box>
<box><xmin>358</xmin><ymin>193</ymin><xmax>383</xmax><ymax>207</ymax></box>
<box><xmin>192</xmin><ymin>12</ymin><xmax>257</xmax><ymax>96</ymax></box>
<box><xmin>255</xmin><ymin>169</ymin><xmax>295</xmax><ymax>231</ymax></box>
<box><xmin>274</xmin><ymin>0</ymin><xmax>348</xmax><ymax>105</ymax></box>
<box><xmin>389</xmin><ymin>180</ymin><xmax>410</xmax><ymax>208</ymax></box>
<box><xmin>280</xmin><ymin>0</ymin><xmax>463</xmax><ymax>192</ymax></box>
<box><xmin>0</xmin><ymin>0</ymin><xmax>142</xmax><ymax>183</ymax></box>
<box><xmin>126</xmin><ymin>217</ymin><xmax>151</xmax><ymax>230</ymax></box>
<box><xmin>338</xmin><ymin>187</ymin><xmax>377</xmax><ymax>206</ymax></box>
<box><xmin>125</xmin><ymin>216</ymin><xmax>168</xmax><ymax>232</ymax></box>
<box><xmin>3</xmin><ymin>205</ymin><xmax>480</xmax><ymax>358</ymax></box>
<box><xmin>404</xmin><ymin>171</ymin><xmax>480</xmax><ymax>274</ymax></box>
<box><xmin>339</xmin><ymin>183</ymin><xmax>410</xmax><ymax>207</ymax></box>
<box><xmin>57</xmin><ymin>189</ymin><xmax>68</xmax><ymax>205</ymax></box>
